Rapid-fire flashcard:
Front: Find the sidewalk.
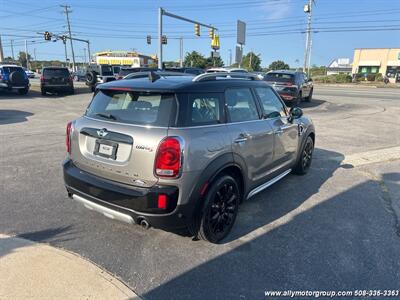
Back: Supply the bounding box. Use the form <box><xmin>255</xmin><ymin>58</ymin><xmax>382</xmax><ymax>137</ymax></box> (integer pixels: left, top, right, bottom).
<box><xmin>0</xmin><ymin>234</ymin><xmax>139</xmax><ymax>299</ymax></box>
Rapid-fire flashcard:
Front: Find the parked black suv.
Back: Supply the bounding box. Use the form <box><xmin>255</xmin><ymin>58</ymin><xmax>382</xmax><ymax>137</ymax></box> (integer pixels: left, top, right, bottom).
<box><xmin>0</xmin><ymin>65</ymin><xmax>29</xmax><ymax>95</ymax></box>
<box><xmin>41</xmin><ymin>67</ymin><xmax>74</xmax><ymax>95</ymax></box>
<box><xmin>165</xmin><ymin>67</ymin><xmax>204</xmax><ymax>75</ymax></box>
<box><xmin>264</xmin><ymin>70</ymin><xmax>313</xmax><ymax>106</ymax></box>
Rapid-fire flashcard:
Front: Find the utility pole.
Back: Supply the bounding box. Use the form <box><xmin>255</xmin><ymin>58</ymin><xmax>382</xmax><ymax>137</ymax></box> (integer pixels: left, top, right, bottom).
<box><xmin>0</xmin><ymin>35</ymin><xmax>4</xmax><ymax>62</ymax></box>
<box><xmin>34</xmin><ymin>48</ymin><xmax>37</xmax><ymax>61</ymax></box>
<box><xmin>63</xmin><ymin>40</ymin><xmax>68</xmax><ymax>66</ymax></box>
<box><xmin>10</xmin><ymin>39</ymin><xmax>14</xmax><ymax>61</ymax></box>
<box><xmin>83</xmin><ymin>48</ymin><xmax>86</xmax><ymax>65</ymax></box>
<box><xmin>228</xmin><ymin>49</ymin><xmax>232</xmax><ymax>66</ymax></box>
<box><xmin>179</xmin><ymin>37</ymin><xmax>183</xmax><ymax>67</ymax></box>
<box><xmin>25</xmin><ymin>40</ymin><xmax>29</xmax><ymax>69</ymax></box>
<box><xmin>62</xmin><ymin>5</ymin><xmax>76</xmax><ymax>72</ymax></box>
<box><xmin>158</xmin><ymin>7</ymin><xmax>163</xmax><ymax>69</ymax></box>
<box><xmin>303</xmin><ymin>0</ymin><xmax>314</xmax><ymax>75</ymax></box>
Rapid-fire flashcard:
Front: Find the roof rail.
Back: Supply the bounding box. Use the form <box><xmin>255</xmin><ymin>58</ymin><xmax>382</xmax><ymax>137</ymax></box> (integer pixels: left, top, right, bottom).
<box><xmin>192</xmin><ymin>72</ymin><xmax>262</xmax><ymax>82</ymax></box>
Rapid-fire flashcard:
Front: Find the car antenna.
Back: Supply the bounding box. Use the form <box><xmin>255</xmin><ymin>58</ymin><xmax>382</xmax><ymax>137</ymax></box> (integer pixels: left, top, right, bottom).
<box><xmin>148</xmin><ymin>71</ymin><xmax>161</xmax><ymax>82</ymax></box>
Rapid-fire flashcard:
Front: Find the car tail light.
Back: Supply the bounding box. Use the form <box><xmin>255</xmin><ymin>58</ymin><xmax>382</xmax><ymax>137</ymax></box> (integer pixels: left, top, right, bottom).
<box><xmin>66</xmin><ymin>122</ymin><xmax>73</xmax><ymax>154</ymax></box>
<box><xmin>40</xmin><ymin>75</ymin><xmax>44</xmax><ymax>83</ymax></box>
<box><xmin>155</xmin><ymin>137</ymin><xmax>182</xmax><ymax>178</ymax></box>
<box><xmin>285</xmin><ymin>82</ymin><xmax>293</xmax><ymax>86</ymax></box>
<box><xmin>157</xmin><ymin>194</ymin><xmax>167</xmax><ymax>209</ymax></box>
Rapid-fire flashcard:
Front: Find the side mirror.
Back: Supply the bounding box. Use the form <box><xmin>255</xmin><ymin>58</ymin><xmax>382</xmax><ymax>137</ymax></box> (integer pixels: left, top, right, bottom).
<box><xmin>289</xmin><ymin>107</ymin><xmax>303</xmax><ymax>122</ymax></box>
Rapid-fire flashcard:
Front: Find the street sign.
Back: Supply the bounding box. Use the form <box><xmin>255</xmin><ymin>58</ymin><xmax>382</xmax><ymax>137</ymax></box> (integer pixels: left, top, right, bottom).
<box><xmin>237</xmin><ymin>20</ymin><xmax>246</xmax><ymax>45</ymax></box>
<box><xmin>235</xmin><ymin>45</ymin><xmax>242</xmax><ymax>64</ymax></box>
<box><xmin>211</xmin><ymin>51</ymin><xmax>220</xmax><ymax>58</ymax></box>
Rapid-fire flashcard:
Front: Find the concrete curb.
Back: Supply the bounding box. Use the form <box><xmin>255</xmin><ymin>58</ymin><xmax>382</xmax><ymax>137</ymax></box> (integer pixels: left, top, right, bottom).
<box><xmin>0</xmin><ymin>234</ymin><xmax>140</xmax><ymax>299</ymax></box>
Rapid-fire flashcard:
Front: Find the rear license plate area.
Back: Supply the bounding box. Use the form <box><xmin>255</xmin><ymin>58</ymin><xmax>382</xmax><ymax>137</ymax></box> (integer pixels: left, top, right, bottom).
<box><xmin>94</xmin><ymin>139</ymin><xmax>118</xmax><ymax>160</ymax></box>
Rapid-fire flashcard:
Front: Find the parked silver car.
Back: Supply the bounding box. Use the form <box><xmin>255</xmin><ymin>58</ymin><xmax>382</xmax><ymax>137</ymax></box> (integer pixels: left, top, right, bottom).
<box><xmin>63</xmin><ymin>71</ymin><xmax>315</xmax><ymax>243</ymax></box>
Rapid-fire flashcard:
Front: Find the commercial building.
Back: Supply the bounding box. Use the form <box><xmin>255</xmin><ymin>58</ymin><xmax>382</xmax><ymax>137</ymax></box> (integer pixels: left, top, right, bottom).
<box><xmin>94</xmin><ymin>51</ymin><xmax>157</xmax><ymax>67</ymax></box>
<box><xmin>326</xmin><ymin>58</ymin><xmax>352</xmax><ymax>75</ymax></box>
<box><xmin>352</xmin><ymin>48</ymin><xmax>400</xmax><ymax>83</ymax></box>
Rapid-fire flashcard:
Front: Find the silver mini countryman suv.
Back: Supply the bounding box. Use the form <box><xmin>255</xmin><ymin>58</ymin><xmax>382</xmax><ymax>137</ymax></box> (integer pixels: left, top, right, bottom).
<box><xmin>63</xmin><ymin>72</ymin><xmax>315</xmax><ymax>243</ymax></box>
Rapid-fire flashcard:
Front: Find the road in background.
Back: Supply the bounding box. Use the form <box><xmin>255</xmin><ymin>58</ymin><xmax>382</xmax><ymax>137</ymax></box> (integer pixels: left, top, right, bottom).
<box><xmin>0</xmin><ymin>85</ymin><xmax>399</xmax><ymax>299</ymax></box>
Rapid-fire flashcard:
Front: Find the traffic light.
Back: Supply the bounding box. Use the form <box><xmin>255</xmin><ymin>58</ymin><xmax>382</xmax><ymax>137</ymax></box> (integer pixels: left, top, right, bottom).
<box><xmin>194</xmin><ymin>24</ymin><xmax>200</xmax><ymax>36</ymax></box>
<box><xmin>162</xmin><ymin>35</ymin><xmax>167</xmax><ymax>45</ymax></box>
<box><xmin>61</xmin><ymin>35</ymin><xmax>67</xmax><ymax>44</ymax></box>
<box><xmin>44</xmin><ymin>31</ymin><xmax>51</xmax><ymax>41</ymax></box>
<box><xmin>147</xmin><ymin>35</ymin><xmax>151</xmax><ymax>45</ymax></box>
<box><xmin>209</xmin><ymin>28</ymin><xmax>214</xmax><ymax>39</ymax></box>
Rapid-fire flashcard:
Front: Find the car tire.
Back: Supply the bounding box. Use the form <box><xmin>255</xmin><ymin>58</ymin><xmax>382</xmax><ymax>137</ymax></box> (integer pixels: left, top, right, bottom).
<box><xmin>305</xmin><ymin>88</ymin><xmax>313</xmax><ymax>102</ymax></box>
<box><xmin>196</xmin><ymin>175</ymin><xmax>240</xmax><ymax>243</ymax></box>
<box><xmin>69</xmin><ymin>88</ymin><xmax>75</xmax><ymax>95</ymax></box>
<box><xmin>294</xmin><ymin>92</ymin><xmax>302</xmax><ymax>106</ymax></box>
<box><xmin>86</xmin><ymin>71</ymin><xmax>97</xmax><ymax>86</ymax></box>
<box><xmin>292</xmin><ymin>136</ymin><xmax>314</xmax><ymax>175</ymax></box>
<box><xmin>18</xmin><ymin>88</ymin><xmax>29</xmax><ymax>95</ymax></box>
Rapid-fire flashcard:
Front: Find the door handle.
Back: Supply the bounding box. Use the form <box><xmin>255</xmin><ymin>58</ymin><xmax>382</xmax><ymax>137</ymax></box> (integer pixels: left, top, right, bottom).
<box><xmin>234</xmin><ymin>133</ymin><xmax>249</xmax><ymax>143</ymax></box>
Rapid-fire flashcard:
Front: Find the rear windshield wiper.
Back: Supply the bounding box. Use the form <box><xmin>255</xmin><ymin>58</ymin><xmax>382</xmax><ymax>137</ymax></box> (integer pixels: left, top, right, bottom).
<box><xmin>95</xmin><ymin>113</ymin><xmax>117</xmax><ymax>120</ymax></box>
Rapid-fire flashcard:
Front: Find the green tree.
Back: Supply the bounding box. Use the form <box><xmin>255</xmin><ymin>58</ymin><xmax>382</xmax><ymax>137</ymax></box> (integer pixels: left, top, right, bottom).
<box><xmin>17</xmin><ymin>51</ymin><xmax>32</xmax><ymax>68</ymax></box>
<box><xmin>184</xmin><ymin>51</ymin><xmax>207</xmax><ymax>69</ymax></box>
<box><xmin>205</xmin><ymin>55</ymin><xmax>224</xmax><ymax>68</ymax></box>
<box><xmin>241</xmin><ymin>52</ymin><xmax>262</xmax><ymax>71</ymax></box>
<box><xmin>268</xmin><ymin>60</ymin><xmax>290</xmax><ymax>70</ymax></box>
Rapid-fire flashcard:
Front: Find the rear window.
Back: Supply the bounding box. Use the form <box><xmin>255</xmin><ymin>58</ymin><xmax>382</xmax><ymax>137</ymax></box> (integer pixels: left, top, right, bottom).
<box><xmin>2</xmin><ymin>66</ymin><xmax>24</xmax><ymax>74</ymax></box>
<box><xmin>118</xmin><ymin>68</ymin><xmax>143</xmax><ymax>77</ymax></box>
<box><xmin>86</xmin><ymin>90</ymin><xmax>176</xmax><ymax>126</ymax></box>
<box><xmin>264</xmin><ymin>73</ymin><xmax>294</xmax><ymax>82</ymax></box>
<box><xmin>43</xmin><ymin>68</ymin><xmax>69</xmax><ymax>78</ymax></box>
<box><xmin>101</xmin><ymin>66</ymin><xmax>114</xmax><ymax>76</ymax></box>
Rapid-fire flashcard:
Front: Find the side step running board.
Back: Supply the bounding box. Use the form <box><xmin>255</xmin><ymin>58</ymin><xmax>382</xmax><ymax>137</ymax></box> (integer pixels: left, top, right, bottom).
<box><xmin>246</xmin><ymin>169</ymin><xmax>291</xmax><ymax>200</ymax></box>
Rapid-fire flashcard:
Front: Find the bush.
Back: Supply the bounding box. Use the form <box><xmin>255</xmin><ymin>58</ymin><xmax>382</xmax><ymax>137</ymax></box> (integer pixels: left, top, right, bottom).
<box><xmin>366</xmin><ymin>74</ymin><xmax>376</xmax><ymax>81</ymax></box>
<box><xmin>314</xmin><ymin>74</ymin><xmax>352</xmax><ymax>83</ymax></box>
<box><xmin>375</xmin><ymin>73</ymin><xmax>383</xmax><ymax>82</ymax></box>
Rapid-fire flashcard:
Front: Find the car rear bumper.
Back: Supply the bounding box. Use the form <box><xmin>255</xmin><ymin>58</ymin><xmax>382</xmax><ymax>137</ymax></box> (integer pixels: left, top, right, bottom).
<box><xmin>42</xmin><ymin>84</ymin><xmax>73</xmax><ymax>90</ymax></box>
<box><xmin>0</xmin><ymin>82</ymin><xmax>30</xmax><ymax>89</ymax></box>
<box><xmin>63</xmin><ymin>159</ymin><xmax>192</xmax><ymax>230</ymax></box>
<box><xmin>277</xmin><ymin>90</ymin><xmax>297</xmax><ymax>101</ymax></box>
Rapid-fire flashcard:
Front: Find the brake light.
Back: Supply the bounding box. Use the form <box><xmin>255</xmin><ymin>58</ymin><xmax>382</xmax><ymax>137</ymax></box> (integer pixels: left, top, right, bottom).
<box><xmin>285</xmin><ymin>82</ymin><xmax>293</xmax><ymax>86</ymax></box>
<box><xmin>66</xmin><ymin>122</ymin><xmax>73</xmax><ymax>154</ymax></box>
<box><xmin>155</xmin><ymin>137</ymin><xmax>182</xmax><ymax>178</ymax></box>
<box><xmin>40</xmin><ymin>75</ymin><xmax>44</xmax><ymax>83</ymax></box>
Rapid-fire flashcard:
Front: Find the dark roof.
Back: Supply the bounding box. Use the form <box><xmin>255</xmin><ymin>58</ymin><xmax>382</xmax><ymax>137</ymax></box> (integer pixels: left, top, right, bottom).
<box><xmin>267</xmin><ymin>70</ymin><xmax>299</xmax><ymax>75</ymax></box>
<box><xmin>98</xmin><ymin>74</ymin><xmax>270</xmax><ymax>93</ymax></box>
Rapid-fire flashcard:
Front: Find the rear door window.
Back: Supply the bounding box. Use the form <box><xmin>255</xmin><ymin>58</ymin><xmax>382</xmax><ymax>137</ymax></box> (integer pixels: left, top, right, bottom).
<box><xmin>101</xmin><ymin>66</ymin><xmax>114</xmax><ymax>76</ymax></box>
<box><xmin>43</xmin><ymin>68</ymin><xmax>69</xmax><ymax>78</ymax></box>
<box><xmin>86</xmin><ymin>90</ymin><xmax>176</xmax><ymax>126</ymax></box>
<box><xmin>188</xmin><ymin>93</ymin><xmax>223</xmax><ymax>126</ymax></box>
<box><xmin>225</xmin><ymin>88</ymin><xmax>260</xmax><ymax>122</ymax></box>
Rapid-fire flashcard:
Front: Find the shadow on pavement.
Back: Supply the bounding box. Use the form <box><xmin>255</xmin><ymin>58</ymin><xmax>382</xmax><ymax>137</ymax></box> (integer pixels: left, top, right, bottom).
<box><xmin>143</xmin><ymin>169</ymin><xmax>400</xmax><ymax>299</ymax></box>
<box><xmin>0</xmin><ymin>226</ymin><xmax>75</xmax><ymax>259</ymax></box>
<box><xmin>0</xmin><ymin>87</ymin><xmax>91</xmax><ymax>100</ymax></box>
<box><xmin>0</xmin><ymin>109</ymin><xmax>33</xmax><ymax>125</ymax></box>
<box><xmin>299</xmin><ymin>98</ymin><xmax>326</xmax><ymax>109</ymax></box>
<box><xmin>224</xmin><ymin>148</ymin><xmax>343</xmax><ymax>243</ymax></box>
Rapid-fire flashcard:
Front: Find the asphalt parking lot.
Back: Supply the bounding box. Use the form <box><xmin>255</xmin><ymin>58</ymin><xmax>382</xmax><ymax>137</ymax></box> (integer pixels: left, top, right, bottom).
<box><xmin>1</xmin><ymin>85</ymin><xmax>399</xmax><ymax>299</ymax></box>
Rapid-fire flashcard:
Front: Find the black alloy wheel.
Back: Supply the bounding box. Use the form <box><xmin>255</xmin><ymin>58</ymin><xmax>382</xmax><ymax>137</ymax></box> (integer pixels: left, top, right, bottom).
<box><xmin>198</xmin><ymin>175</ymin><xmax>240</xmax><ymax>243</ymax></box>
<box><xmin>293</xmin><ymin>136</ymin><xmax>314</xmax><ymax>175</ymax></box>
